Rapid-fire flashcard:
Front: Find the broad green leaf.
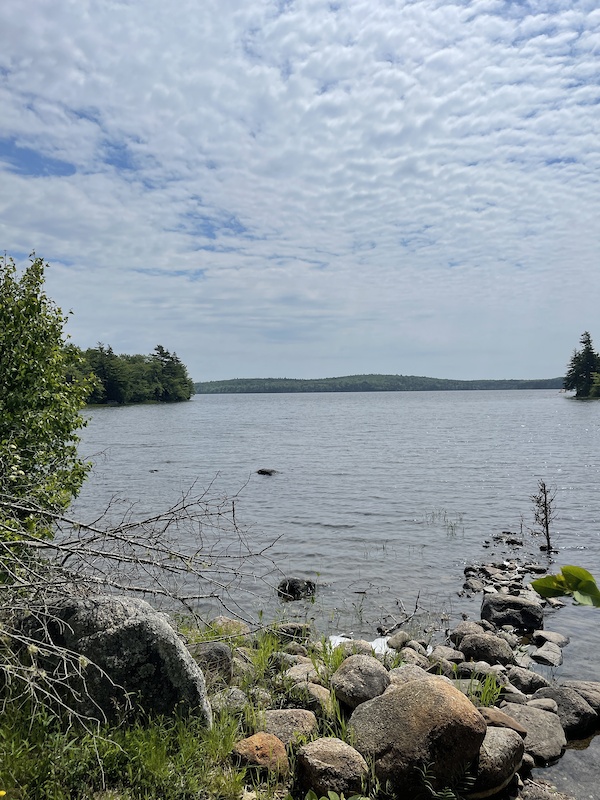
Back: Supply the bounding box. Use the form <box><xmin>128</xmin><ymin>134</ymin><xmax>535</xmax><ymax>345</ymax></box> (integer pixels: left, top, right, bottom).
<box><xmin>561</xmin><ymin>565</ymin><xmax>597</xmax><ymax>591</ymax></box>
<box><xmin>531</xmin><ymin>574</ymin><xmax>569</xmax><ymax>598</ymax></box>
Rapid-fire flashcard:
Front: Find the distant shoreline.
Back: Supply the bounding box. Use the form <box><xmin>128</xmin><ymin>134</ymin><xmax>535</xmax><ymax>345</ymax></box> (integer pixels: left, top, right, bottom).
<box><xmin>194</xmin><ymin>375</ymin><xmax>564</xmax><ymax>394</ymax></box>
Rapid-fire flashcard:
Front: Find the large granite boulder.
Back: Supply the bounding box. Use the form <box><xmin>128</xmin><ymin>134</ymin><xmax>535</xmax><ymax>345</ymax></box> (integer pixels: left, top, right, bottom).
<box><xmin>531</xmin><ymin>686</ymin><xmax>597</xmax><ymax>739</ymax></box>
<box><xmin>469</xmin><ymin>727</ymin><xmax>524</xmax><ymax>799</ymax></box>
<box><xmin>349</xmin><ymin>676</ymin><xmax>487</xmax><ymax>798</ymax></box>
<box><xmin>459</xmin><ymin>633</ymin><xmax>516</xmax><ymax>666</ymax></box>
<box><xmin>24</xmin><ymin>595</ymin><xmax>212</xmax><ymax>724</ymax></box>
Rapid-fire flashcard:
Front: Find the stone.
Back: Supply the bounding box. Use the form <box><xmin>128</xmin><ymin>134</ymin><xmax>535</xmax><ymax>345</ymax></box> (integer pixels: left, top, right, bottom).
<box><xmin>561</xmin><ymin>680</ymin><xmax>600</xmax><ymax>714</ymax></box>
<box><xmin>349</xmin><ymin>676</ymin><xmax>487</xmax><ymax>797</ymax></box>
<box><xmin>479</xmin><ymin>706</ymin><xmax>528</xmax><ymax>738</ymax></box>
<box><xmin>331</xmin><ymin>638</ymin><xmax>375</xmax><ymax>658</ymax></box>
<box><xmin>387</xmin><ymin>630</ymin><xmax>411</xmax><ymax>650</ymax></box>
<box><xmin>233</xmin><ymin>733</ymin><xmax>288</xmax><ymax>774</ymax></box>
<box><xmin>469</xmin><ymin>727</ymin><xmax>524</xmax><ymax>799</ymax></box>
<box><xmin>209</xmin><ymin>616</ymin><xmax>251</xmax><ymax>637</ymax></box>
<box><xmin>296</xmin><ymin>737</ymin><xmax>368</xmax><ymax>798</ymax></box>
<box><xmin>459</xmin><ymin>633</ymin><xmax>516</xmax><ymax>666</ymax></box>
<box><xmin>531</xmin><ymin>686</ymin><xmax>597</xmax><ymax>739</ymax></box>
<box><xmin>506</xmin><ymin>665</ymin><xmax>551</xmax><ymax>694</ymax></box>
<box><xmin>531</xmin><ymin>629</ymin><xmax>570</xmax><ymax>648</ymax></box>
<box><xmin>277</xmin><ymin>577</ymin><xmax>316</xmax><ymax>601</ymax></box>
<box><xmin>284</xmin><ymin>662</ymin><xmax>321</xmax><ymax>685</ymax></box>
<box><xmin>429</xmin><ymin>644</ymin><xmax>464</xmax><ymax>664</ymax></box>
<box><xmin>530</xmin><ymin>641</ymin><xmax>563</xmax><ymax>667</ymax></box>
<box><xmin>188</xmin><ymin>640</ymin><xmax>233</xmax><ymax>686</ymax></box>
<box><xmin>330</xmin><ymin>653</ymin><xmax>390</xmax><ymax>709</ymax></box>
<box><xmin>388</xmin><ymin>664</ymin><xmax>431</xmax><ymax>685</ymax></box>
<box><xmin>481</xmin><ymin>594</ymin><xmax>544</xmax><ymax>630</ymax></box>
<box><xmin>406</xmin><ymin>639</ymin><xmax>428</xmax><ymax>656</ymax></box>
<box><xmin>288</xmin><ymin>682</ymin><xmax>334</xmax><ymax>715</ymax></box>
<box><xmin>271</xmin><ymin>622</ymin><xmax>312</xmax><ymax>643</ymax></box>
<box><xmin>259</xmin><ymin>709</ymin><xmax>318</xmax><ymax>746</ymax></box>
<box><xmin>211</xmin><ymin>687</ymin><xmax>248</xmax><ymax>714</ymax></box>
<box><xmin>527</xmin><ymin>698</ymin><xmax>558</xmax><ymax>714</ymax></box>
<box><xmin>397</xmin><ymin>647</ymin><xmax>430</xmax><ymax>669</ymax></box>
<box><xmin>464</xmin><ymin>578</ymin><xmax>485</xmax><ymax>593</ymax></box>
<box><xmin>519</xmin><ymin>777</ymin><xmax>578</xmax><ymax>800</ymax></box>
<box><xmin>24</xmin><ymin>595</ymin><xmax>212</xmax><ymax>724</ymax></box>
<box><xmin>448</xmin><ymin>620</ymin><xmax>487</xmax><ymax>646</ymax></box>
<box><xmin>501</xmin><ymin>703</ymin><xmax>566</xmax><ymax>764</ymax></box>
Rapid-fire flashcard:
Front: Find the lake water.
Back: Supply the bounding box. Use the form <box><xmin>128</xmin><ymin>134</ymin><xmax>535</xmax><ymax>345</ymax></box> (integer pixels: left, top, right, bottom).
<box><xmin>73</xmin><ymin>389</ymin><xmax>600</xmax><ymax>797</ymax></box>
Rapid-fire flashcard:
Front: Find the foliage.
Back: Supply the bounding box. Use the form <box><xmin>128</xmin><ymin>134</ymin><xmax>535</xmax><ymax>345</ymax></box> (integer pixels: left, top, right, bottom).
<box><xmin>563</xmin><ymin>331</ymin><xmax>600</xmax><ymax>398</ymax></box>
<box><xmin>0</xmin><ymin>254</ymin><xmax>92</xmax><ymax>539</ymax></box>
<box><xmin>530</xmin><ymin>480</ymin><xmax>557</xmax><ymax>553</ymax></box>
<box><xmin>466</xmin><ymin>673</ymin><xmax>503</xmax><ymax>708</ymax></box>
<box><xmin>195</xmin><ymin>375</ymin><xmax>563</xmax><ymax>394</ymax></box>
<box><xmin>531</xmin><ymin>565</ymin><xmax>600</xmax><ymax>607</ymax></box>
<box><xmin>80</xmin><ymin>343</ymin><xmax>194</xmax><ymax>404</ymax></box>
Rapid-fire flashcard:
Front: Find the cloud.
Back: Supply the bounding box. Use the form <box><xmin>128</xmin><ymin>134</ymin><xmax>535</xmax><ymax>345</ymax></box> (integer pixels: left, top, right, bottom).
<box><xmin>1</xmin><ymin>0</ymin><xmax>599</xmax><ymax>380</ymax></box>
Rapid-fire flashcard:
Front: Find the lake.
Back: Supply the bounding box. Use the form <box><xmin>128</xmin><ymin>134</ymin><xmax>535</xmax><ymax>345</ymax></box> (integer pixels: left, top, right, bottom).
<box><xmin>73</xmin><ymin>389</ymin><xmax>600</xmax><ymax>796</ymax></box>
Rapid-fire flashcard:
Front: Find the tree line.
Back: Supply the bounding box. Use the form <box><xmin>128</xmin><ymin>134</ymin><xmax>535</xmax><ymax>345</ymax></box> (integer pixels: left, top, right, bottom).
<box><xmin>71</xmin><ymin>343</ymin><xmax>195</xmax><ymax>404</ymax></box>
<box><xmin>195</xmin><ymin>374</ymin><xmax>564</xmax><ymax>394</ymax></box>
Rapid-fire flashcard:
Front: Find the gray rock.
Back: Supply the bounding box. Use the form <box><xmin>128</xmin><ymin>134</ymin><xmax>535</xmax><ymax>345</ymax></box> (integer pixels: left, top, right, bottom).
<box><xmin>561</xmin><ymin>680</ymin><xmax>600</xmax><ymax>714</ymax></box>
<box><xmin>25</xmin><ymin>595</ymin><xmax>212</xmax><ymax>724</ymax></box>
<box><xmin>388</xmin><ymin>664</ymin><xmax>431</xmax><ymax>685</ymax></box>
<box><xmin>277</xmin><ymin>577</ymin><xmax>316</xmax><ymax>601</ymax></box>
<box><xmin>330</xmin><ymin>653</ymin><xmax>390</xmax><ymax>709</ymax></box>
<box><xmin>349</xmin><ymin>676</ymin><xmax>487</xmax><ymax>797</ymax></box>
<box><xmin>501</xmin><ymin>702</ymin><xmax>566</xmax><ymax>764</ymax></box>
<box><xmin>259</xmin><ymin>709</ymin><xmax>318</xmax><ymax>746</ymax></box>
<box><xmin>531</xmin><ymin>640</ymin><xmax>563</xmax><ymax>667</ymax></box>
<box><xmin>331</xmin><ymin>638</ymin><xmax>375</xmax><ymax>658</ymax></box>
<box><xmin>481</xmin><ymin>594</ymin><xmax>544</xmax><ymax>630</ymax></box>
<box><xmin>397</xmin><ymin>647</ymin><xmax>430</xmax><ymax>669</ymax></box>
<box><xmin>519</xmin><ymin>777</ymin><xmax>578</xmax><ymax>800</ymax></box>
<box><xmin>188</xmin><ymin>640</ymin><xmax>233</xmax><ymax>686</ymax></box>
<box><xmin>506</xmin><ymin>665</ymin><xmax>551</xmax><ymax>694</ymax></box>
<box><xmin>406</xmin><ymin>639</ymin><xmax>428</xmax><ymax>656</ymax></box>
<box><xmin>531</xmin><ymin>686</ymin><xmax>597</xmax><ymax>739</ymax></box>
<box><xmin>429</xmin><ymin>644</ymin><xmax>464</xmax><ymax>664</ymax></box>
<box><xmin>387</xmin><ymin>630</ymin><xmax>411</xmax><ymax>650</ymax></box>
<box><xmin>211</xmin><ymin>687</ymin><xmax>248</xmax><ymax>714</ymax></box>
<box><xmin>296</xmin><ymin>737</ymin><xmax>368</xmax><ymax>798</ymax></box>
<box><xmin>531</xmin><ymin>630</ymin><xmax>570</xmax><ymax>648</ymax></box>
<box><xmin>469</xmin><ymin>727</ymin><xmax>524</xmax><ymax>799</ymax></box>
<box><xmin>448</xmin><ymin>620</ymin><xmax>486</xmax><ymax>646</ymax></box>
<box><xmin>527</xmin><ymin>698</ymin><xmax>558</xmax><ymax>714</ymax></box>
<box><xmin>459</xmin><ymin>633</ymin><xmax>516</xmax><ymax>666</ymax></box>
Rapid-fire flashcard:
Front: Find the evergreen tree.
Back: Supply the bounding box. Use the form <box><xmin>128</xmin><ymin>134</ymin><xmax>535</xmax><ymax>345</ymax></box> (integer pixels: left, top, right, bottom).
<box><xmin>564</xmin><ymin>331</ymin><xmax>600</xmax><ymax>398</ymax></box>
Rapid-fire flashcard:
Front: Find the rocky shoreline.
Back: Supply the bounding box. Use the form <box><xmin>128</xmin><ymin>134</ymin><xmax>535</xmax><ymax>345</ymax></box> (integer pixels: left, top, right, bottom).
<box><xmin>14</xmin><ymin>535</ymin><xmax>599</xmax><ymax>800</ymax></box>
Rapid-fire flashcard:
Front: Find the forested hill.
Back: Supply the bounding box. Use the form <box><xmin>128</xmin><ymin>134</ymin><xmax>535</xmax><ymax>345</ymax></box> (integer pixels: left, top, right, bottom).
<box><xmin>194</xmin><ymin>375</ymin><xmax>564</xmax><ymax>394</ymax></box>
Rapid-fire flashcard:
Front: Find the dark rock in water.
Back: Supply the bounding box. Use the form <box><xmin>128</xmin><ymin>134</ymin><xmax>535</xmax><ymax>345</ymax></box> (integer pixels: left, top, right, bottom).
<box><xmin>277</xmin><ymin>577</ymin><xmax>316</xmax><ymax>601</ymax></box>
<box><xmin>481</xmin><ymin>593</ymin><xmax>544</xmax><ymax>630</ymax></box>
<box><xmin>256</xmin><ymin>468</ymin><xmax>276</xmax><ymax>475</ymax></box>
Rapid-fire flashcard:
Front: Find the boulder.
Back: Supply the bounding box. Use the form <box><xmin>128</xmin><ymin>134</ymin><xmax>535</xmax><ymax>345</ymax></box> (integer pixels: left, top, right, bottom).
<box><xmin>469</xmin><ymin>727</ymin><xmax>524</xmax><ymax>799</ymax></box>
<box><xmin>561</xmin><ymin>680</ymin><xmax>600</xmax><ymax>714</ymax></box>
<box><xmin>349</xmin><ymin>676</ymin><xmax>487</xmax><ymax>797</ymax></box>
<box><xmin>479</xmin><ymin>707</ymin><xmax>528</xmax><ymax>738</ymax></box>
<box><xmin>211</xmin><ymin>687</ymin><xmax>248</xmax><ymax>715</ymax></box>
<box><xmin>259</xmin><ymin>709</ymin><xmax>318</xmax><ymax>746</ymax></box>
<box><xmin>24</xmin><ymin>595</ymin><xmax>212</xmax><ymax>724</ymax></box>
<box><xmin>459</xmin><ymin>633</ymin><xmax>516</xmax><ymax>666</ymax></box>
<box><xmin>233</xmin><ymin>733</ymin><xmax>288</xmax><ymax>775</ymax></box>
<box><xmin>530</xmin><ymin>640</ymin><xmax>563</xmax><ymax>667</ymax></box>
<box><xmin>481</xmin><ymin>594</ymin><xmax>544</xmax><ymax>630</ymax></box>
<box><xmin>506</xmin><ymin>665</ymin><xmax>551</xmax><ymax>694</ymax></box>
<box><xmin>188</xmin><ymin>640</ymin><xmax>233</xmax><ymax>686</ymax></box>
<box><xmin>448</xmin><ymin>621</ymin><xmax>487</xmax><ymax>646</ymax></box>
<box><xmin>387</xmin><ymin>630</ymin><xmax>411</xmax><ymax>650</ymax></box>
<box><xmin>277</xmin><ymin>578</ymin><xmax>316</xmax><ymax>601</ymax></box>
<box><xmin>330</xmin><ymin>653</ymin><xmax>390</xmax><ymax>709</ymax></box>
<box><xmin>531</xmin><ymin>686</ymin><xmax>597</xmax><ymax>739</ymax></box>
<box><xmin>296</xmin><ymin>737</ymin><xmax>369</xmax><ymax>798</ymax></box>
<box><xmin>500</xmin><ymin>703</ymin><xmax>566</xmax><ymax>764</ymax></box>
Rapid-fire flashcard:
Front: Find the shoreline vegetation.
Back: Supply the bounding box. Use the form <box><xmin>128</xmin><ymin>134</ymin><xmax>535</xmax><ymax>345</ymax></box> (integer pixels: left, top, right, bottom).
<box><xmin>194</xmin><ymin>375</ymin><xmax>564</xmax><ymax>394</ymax></box>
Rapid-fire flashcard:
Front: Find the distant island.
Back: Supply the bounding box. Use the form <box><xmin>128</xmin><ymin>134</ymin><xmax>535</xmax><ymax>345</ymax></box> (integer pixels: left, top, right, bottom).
<box><xmin>194</xmin><ymin>374</ymin><xmax>564</xmax><ymax>394</ymax></box>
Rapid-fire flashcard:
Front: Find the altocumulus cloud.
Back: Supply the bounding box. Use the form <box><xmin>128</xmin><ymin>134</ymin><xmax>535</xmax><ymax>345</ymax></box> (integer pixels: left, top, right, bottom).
<box><xmin>0</xmin><ymin>0</ymin><xmax>599</xmax><ymax>380</ymax></box>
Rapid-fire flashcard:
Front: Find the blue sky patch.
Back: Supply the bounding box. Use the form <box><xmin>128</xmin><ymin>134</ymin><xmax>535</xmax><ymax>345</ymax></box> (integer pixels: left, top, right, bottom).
<box><xmin>0</xmin><ymin>138</ymin><xmax>76</xmax><ymax>177</ymax></box>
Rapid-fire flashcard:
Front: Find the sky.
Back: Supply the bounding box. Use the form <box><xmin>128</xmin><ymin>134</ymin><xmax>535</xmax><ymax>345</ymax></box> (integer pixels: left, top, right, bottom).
<box><xmin>1</xmin><ymin>0</ymin><xmax>599</xmax><ymax>382</ymax></box>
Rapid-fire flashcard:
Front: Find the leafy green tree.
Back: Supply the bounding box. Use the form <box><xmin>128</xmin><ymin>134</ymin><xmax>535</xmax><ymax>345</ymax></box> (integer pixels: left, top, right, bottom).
<box><xmin>0</xmin><ymin>254</ymin><xmax>92</xmax><ymax>538</ymax></box>
<box><xmin>564</xmin><ymin>331</ymin><xmax>600</xmax><ymax>398</ymax></box>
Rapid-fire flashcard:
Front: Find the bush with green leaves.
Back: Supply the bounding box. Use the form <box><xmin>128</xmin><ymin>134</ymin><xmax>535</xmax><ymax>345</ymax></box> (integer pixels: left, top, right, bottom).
<box><xmin>0</xmin><ymin>254</ymin><xmax>92</xmax><ymax>540</ymax></box>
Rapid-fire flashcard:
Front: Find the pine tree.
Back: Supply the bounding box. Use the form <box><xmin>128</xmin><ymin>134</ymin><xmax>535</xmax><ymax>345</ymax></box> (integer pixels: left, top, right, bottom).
<box><xmin>564</xmin><ymin>331</ymin><xmax>600</xmax><ymax>398</ymax></box>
